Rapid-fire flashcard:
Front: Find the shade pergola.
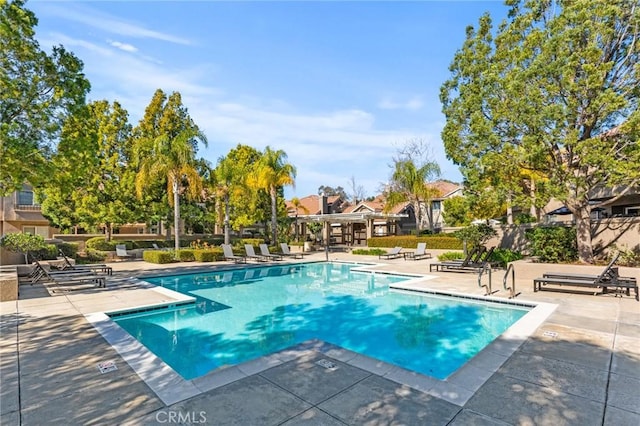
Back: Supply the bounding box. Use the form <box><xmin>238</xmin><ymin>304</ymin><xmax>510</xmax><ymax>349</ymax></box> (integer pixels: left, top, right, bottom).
<box><xmin>297</xmin><ymin>212</ymin><xmax>408</xmax><ymax>260</ymax></box>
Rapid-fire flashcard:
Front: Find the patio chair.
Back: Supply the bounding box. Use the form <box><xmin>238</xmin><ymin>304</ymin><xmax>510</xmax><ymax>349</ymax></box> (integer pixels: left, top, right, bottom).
<box><xmin>244</xmin><ymin>244</ymin><xmax>267</xmax><ymax>262</ymax></box>
<box><xmin>260</xmin><ymin>244</ymin><xmax>283</xmax><ymax>261</ymax></box>
<box><xmin>404</xmin><ymin>242</ymin><xmax>432</xmax><ymax>261</ymax></box>
<box><xmin>115</xmin><ymin>244</ymin><xmax>133</xmax><ymax>260</ymax></box>
<box><xmin>379</xmin><ymin>246</ymin><xmax>403</xmax><ymax>260</ymax></box>
<box><xmin>56</xmin><ymin>250</ymin><xmax>112</xmax><ymax>275</ymax></box>
<box><xmin>221</xmin><ymin>244</ymin><xmax>246</xmax><ymax>264</ymax></box>
<box><xmin>534</xmin><ymin>253</ymin><xmax>638</xmax><ymax>300</ymax></box>
<box><xmin>280</xmin><ymin>243</ymin><xmax>305</xmax><ymax>259</ymax></box>
<box><xmin>31</xmin><ymin>260</ymin><xmax>106</xmax><ymax>288</ymax></box>
<box><xmin>429</xmin><ymin>247</ymin><xmax>495</xmax><ymax>273</ymax></box>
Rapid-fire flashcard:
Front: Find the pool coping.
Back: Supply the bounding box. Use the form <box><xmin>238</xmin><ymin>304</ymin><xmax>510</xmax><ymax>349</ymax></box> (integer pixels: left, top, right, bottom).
<box><xmin>85</xmin><ymin>264</ymin><xmax>557</xmax><ymax>407</ymax></box>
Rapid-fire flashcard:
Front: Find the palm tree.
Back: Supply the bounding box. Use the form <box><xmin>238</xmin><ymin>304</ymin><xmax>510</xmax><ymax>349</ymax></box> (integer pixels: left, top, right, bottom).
<box><xmin>135</xmin><ymin>128</ymin><xmax>207</xmax><ymax>251</ymax></box>
<box><xmin>211</xmin><ymin>156</ymin><xmax>243</xmax><ymax>245</ymax></box>
<box><xmin>289</xmin><ymin>196</ymin><xmax>309</xmax><ymax>241</ymax></box>
<box><xmin>384</xmin><ymin>159</ymin><xmax>440</xmax><ymax>232</ymax></box>
<box><xmin>249</xmin><ymin>147</ymin><xmax>296</xmax><ymax>244</ymax></box>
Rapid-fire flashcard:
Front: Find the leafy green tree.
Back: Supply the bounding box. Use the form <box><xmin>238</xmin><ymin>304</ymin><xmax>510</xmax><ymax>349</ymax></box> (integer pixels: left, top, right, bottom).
<box><xmin>0</xmin><ymin>232</ymin><xmax>47</xmax><ymax>263</ymax></box>
<box><xmin>41</xmin><ymin>100</ymin><xmax>137</xmax><ymax>240</ymax></box>
<box><xmin>0</xmin><ymin>0</ymin><xmax>90</xmax><ymax>194</ymax></box>
<box><xmin>384</xmin><ymin>140</ymin><xmax>441</xmax><ymax>232</ymax></box>
<box><xmin>442</xmin><ymin>196</ymin><xmax>473</xmax><ymax>227</ymax></box>
<box><xmin>133</xmin><ymin>89</ymin><xmax>207</xmax><ymax>251</ymax></box>
<box><xmin>453</xmin><ymin>224</ymin><xmax>497</xmax><ymax>252</ymax></box>
<box><xmin>317</xmin><ymin>185</ymin><xmax>347</xmax><ymax>199</ymax></box>
<box><xmin>441</xmin><ymin>0</ymin><xmax>640</xmax><ymax>263</ymax></box>
<box><xmin>249</xmin><ymin>147</ymin><xmax>296</xmax><ymax>244</ymax></box>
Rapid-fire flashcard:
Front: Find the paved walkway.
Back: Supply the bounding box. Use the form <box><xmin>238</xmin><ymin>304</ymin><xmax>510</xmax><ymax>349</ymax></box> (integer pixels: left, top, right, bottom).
<box><xmin>1</xmin><ymin>253</ymin><xmax>638</xmax><ymax>425</ymax></box>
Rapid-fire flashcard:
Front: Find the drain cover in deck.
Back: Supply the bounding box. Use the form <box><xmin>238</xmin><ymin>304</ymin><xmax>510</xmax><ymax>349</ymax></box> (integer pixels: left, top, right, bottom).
<box><xmin>316</xmin><ymin>359</ymin><xmax>337</xmax><ymax>369</ymax></box>
<box><xmin>97</xmin><ymin>360</ymin><xmax>118</xmax><ymax>374</ymax></box>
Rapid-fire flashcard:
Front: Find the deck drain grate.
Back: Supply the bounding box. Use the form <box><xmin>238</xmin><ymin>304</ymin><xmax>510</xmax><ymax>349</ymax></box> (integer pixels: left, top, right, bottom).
<box><xmin>316</xmin><ymin>359</ymin><xmax>337</xmax><ymax>370</ymax></box>
<box><xmin>542</xmin><ymin>331</ymin><xmax>559</xmax><ymax>338</ymax></box>
<box><xmin>97</xmin><ymin>360</ymin><xmax>118</xmax><ymax>374</ymax></box>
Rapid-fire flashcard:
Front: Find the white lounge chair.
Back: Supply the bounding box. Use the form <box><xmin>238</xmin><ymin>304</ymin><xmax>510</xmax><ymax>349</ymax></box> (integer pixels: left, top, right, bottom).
<box><xmin>244</xmin><ymin>244</ymin><xmax>266</xmax><ymax>262</ymax></box>
<box><xmin>280</xmin><ymin>243</ymin><xmax>305</xmax><ymax>259</ymax></box>
<box><xmin>404</xmin><ymin>242</ymin><xmax>432</xmax><ymax>260</ymax></box>
<box><xmin>221</xmin><ymin>244</ymin><xmax>246</xmax><ymax>263</ymax></box>
<box><xmin>259</xmin><ymin>244</ymin><xmax>283</xmax><ymax>261</ymax></box>
<box><xmin>379</xmin><ymin>246</ymin><xmax>403</xmax><ymax>260</ymax></box>
<box><xmin>115</xmin><ymin>244</ymin><xmax>133</xmax><ymax>260</ymax></box>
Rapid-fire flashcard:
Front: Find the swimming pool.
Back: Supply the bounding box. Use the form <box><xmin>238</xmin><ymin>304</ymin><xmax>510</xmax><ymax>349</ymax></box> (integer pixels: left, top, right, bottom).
<box><xmin>111</xmin><ymin>262</ymin><xmax>529</xmax><ymax>380</ymax></box>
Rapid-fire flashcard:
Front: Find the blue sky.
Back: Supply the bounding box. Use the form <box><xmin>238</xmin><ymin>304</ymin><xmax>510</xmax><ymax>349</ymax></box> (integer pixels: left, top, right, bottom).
<box><xmin>29</xmin><ymin>0</ymin><xmax>509</xmax><ymax>199</ymax></box>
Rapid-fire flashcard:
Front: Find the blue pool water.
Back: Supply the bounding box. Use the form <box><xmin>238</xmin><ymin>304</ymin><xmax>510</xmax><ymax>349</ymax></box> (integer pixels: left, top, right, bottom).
<box><xmin>112</xmin><ymin>262</ymin><xmax>529</xmax><ymax>380</ymax></box>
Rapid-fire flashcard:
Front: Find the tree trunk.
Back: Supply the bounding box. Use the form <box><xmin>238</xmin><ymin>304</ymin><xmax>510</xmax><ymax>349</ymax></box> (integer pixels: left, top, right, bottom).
<box><xmin>105</xmin><ymin>222</ymin><xmax>112</xmax><ymax>242</ymax></box>
<box><xmin>270</xmin><ymin>186</ymin><xmax>277</xmax><ymax>244</ymax></box>
<box><xmin>575</xmin><ymin>206</ymin><xmax>594</xmax><ymax>263</ymax></box>
<box><xmin>413</xmin><ymin>201</ymin><xmax>421</xmax><ymax>233</ymax></box>
<box><xmin>506</xmin><ymin>194</ymin><xmax>513</xmax><ymax>225</ymax></box>
<box><xmin>529</xmin><ymin>179</ymin><xmax>537</xmax><ymax>220</ymax></box>
<box><xmin>223</xmin><ymin>193</ymin><xmax>230</xmax><ymax>245</ymax></box>
<box><xmin>173</xmin><ymin>177</ymin><xmax>180</xmax><ymax>252</ymax></box>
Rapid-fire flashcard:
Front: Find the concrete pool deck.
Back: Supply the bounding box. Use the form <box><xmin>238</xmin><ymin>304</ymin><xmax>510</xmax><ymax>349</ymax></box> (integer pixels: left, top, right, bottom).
<box><xmin>1</xmin><ymin>253</ymin><xmax>638</xmax><ymax>425</ymax></box>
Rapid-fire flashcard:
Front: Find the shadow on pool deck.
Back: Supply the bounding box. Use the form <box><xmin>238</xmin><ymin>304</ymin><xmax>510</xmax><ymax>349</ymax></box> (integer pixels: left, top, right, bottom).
<box><xmin>1</xmin><ymin>254</ymin><xmax>639</xmax><ymax>425</ymax></box>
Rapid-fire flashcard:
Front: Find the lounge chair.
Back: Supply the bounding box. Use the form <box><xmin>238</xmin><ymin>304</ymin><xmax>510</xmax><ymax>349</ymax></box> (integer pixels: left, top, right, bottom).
<box><xmin>430</xmin><ymin>247</ymin><xmax>477</xmax><ymax>272</ymax></box>
<box><xmin>221</xmin><ymin>244</ymin><xmax>246</xmax><ymax>264</ymax></box>
<box><xmin>31</xmin><ymin>260</ymin><xmax>106</xmax><ymax>288</ymax></box>
<box><xmin>151</xmin><ymin>243</ymin><xmax>171</xmax><ymax>251</ymax></box>
<box><xmin>379</xmin><ymin>246</ymin><xmax>403</xmax><ymax>260</ymax></box>
<box><xmin>259</xmin><ymin>244</ymin><xmax>283</xmax><ymax>261</ymax></box>
<box><xmin>430</xmin><ymin>247</ymin><xmax>495</xmax><ymax>273</ymax></box>
<box><xmin>280</xmin><ymin>243</ymin><xmax>305</xmax><ymax>259</ymax></box>
<box><xmin>115</xmin><ymin>244</ymin><xmax>133</xmax><ymax>260</ymax></box>
<box><xmin>56</xmin><ymin>250</ymin><xmax>112</xmax><ymax>275</ymax></box>
<box><xmin>534</xmin><ymin>253</ymin><xmax>638</xmax><ymax>300</ymax></box>
<box><xmin>244</xmin><ymin>244</ymin><xmax>267</xmax><ymax>262</ymax></box>
<box><xmin>404</xmin><ymin>243</ymin><xmax>432</xmax><ymax>260</ymax></box>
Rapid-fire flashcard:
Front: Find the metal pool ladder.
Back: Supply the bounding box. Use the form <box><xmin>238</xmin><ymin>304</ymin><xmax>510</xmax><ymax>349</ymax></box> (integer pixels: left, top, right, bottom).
<box><xmin>503</xmin><ymin>263</ymin><xmax>517</xmax><ymax>298</ymax></box>
<box><xmin>478</xmin><ymin>263</ymin><xmax>492</xmax><ymax>296</ymax></box>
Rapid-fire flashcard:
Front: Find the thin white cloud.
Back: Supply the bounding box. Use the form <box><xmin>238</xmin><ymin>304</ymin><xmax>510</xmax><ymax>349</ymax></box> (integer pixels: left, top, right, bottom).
<box><xmin>109</xmin><ymin>40</ymin><xmax>138</xmax><ymax>53</ymax></box>
<box><xmin>36</xmin><ymin>3</ymin><xmax>191</xmax><ymax>45</ymax></box>
<box><xmin>378</xmin><ymin>96</ymin><xmax>424</xmax><ymax>111</ymax></box>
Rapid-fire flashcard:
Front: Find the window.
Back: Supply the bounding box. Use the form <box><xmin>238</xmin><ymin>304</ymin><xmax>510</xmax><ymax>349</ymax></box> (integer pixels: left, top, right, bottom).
<box><xmin>23</xmin><ymin>226</ymin><xmax>49</xmax><ymax>238</ymax></box>
<box><xmin>17</xmin><ymin>190</ymin><xmax>35</xmax><ymax>205</ymax></box>
<box><xmin>625</xmin><ymin>206</ymin><xmax>640</xmax><ymax>216</ymax></box>
<box><xmin>432</xmin><ymin>201</ymin><xmax>441</xmax><ymax>211</ymax></box>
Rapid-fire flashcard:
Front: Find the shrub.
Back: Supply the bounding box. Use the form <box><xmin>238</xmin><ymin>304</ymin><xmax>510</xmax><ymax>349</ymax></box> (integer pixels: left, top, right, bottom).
<box><xmin>176</xmin><ymin>249</ymin><xmax>195</xmax><ymax>262</ymax></box>
<box><xmin>143</xmin><ymin>250</ymin><xmax>174</xmax><ymax>264</ymax></box>
<box><xmin>368</xmin><ymin>235</ymin><xmax>462</xmax><ymax>250</ymax></box>
<box><xmin>0</xmin><ymin>233</ymin><xmax>48</xmax><ymax>263</ymax></box>
<box><xmin>515</xmin><ymin>213</ymin><xmax>537</xmax><ymax>224</ymax></box>
<box><xmin>611</xmin><ymin>246</ymin><xmax>640</xmax><ymax>267</ymax></box>
<box><xmin>78</xmin><ymin>249</ymin><xmax>107</xmax><ymax>263</ymax></box>
<box><xmin>437</xmin><ymin>251</ymin><xmax>465</xmax><ymax>261</ymax></box>
<box><xmin>453</xmin><ymin>224</ymin><xmax>497</xmax><ymax>248</ymax></box>
<box><xmin>489</xmin><ymin>248</ymin><xmax>523</xmax><ymax>268</ymax></box>
<box><xmin>35</xmin><ymin>244</ymin><xmax>58</xmax><ymax>260</ymax></box>
<box><xmin>240</xmin><ymin>238</ymin><xmax>265</xmax><ymax>247</ymax></box>
<box><xmin>352</xmin><ymin>248</ymin><xmax>387</xmax><ymax>256</ymax></box>
<box><xmin>525</xmin><ymin>226</ymin><xmax>577</xmax><ymax>263</ymax></box>
<box><xmin>85</xmin><ymin>236</ymin><xmax>116</xmax><ymax>251</ymax></box>
<box><xmin>58</xmin><ymin>242</ymin><xmax>79</xmax><ymax>258</ymax></box>
<box><xmin>193</xmin><ymin>249</ymin><xmax>219</xmax><ymax>262</ymax></box>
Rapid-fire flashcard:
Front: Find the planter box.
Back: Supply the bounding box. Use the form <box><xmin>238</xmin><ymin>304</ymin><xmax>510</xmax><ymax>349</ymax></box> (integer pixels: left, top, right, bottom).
<box><xmin>0</xmin><ymin>271</ymin><xmax>18</xmax><ymax>301</ymax></box>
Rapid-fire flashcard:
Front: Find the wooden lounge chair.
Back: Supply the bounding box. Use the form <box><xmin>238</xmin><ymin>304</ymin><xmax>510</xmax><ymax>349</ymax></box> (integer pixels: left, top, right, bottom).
<box><xmin>280</xmin><ymin>243</ymin><xmax>305</xmax><ymax>259</ymax></box>
<box><xmin>221</xmin><ymin>244</ymin><xmax>246</xmax><ymax>263</ymax></box>
<box><xmin>244</xmin><ymin>244</ymin><xmax>267</xmax><ymax>262</ymax></box>
<box><xmin>404</xmin><ymin>243</ymin><xmax>432</xmax><ymax>260</ymax></box>
<box><xmin>56</xmin><ymin>250</ymin><xmax>112</xmax><ymax>275</ymax></box>
<box><xmin>379</xmin><ymin>246</ymin><xmax>403</xmax><ymax>260</ymax></box>
<box><xmin>259</xmin><ymin>244</ymin><xmax>283</xmax><ymax>261</ymax></box>
<box><xmin>533</xmin><ymin>253</ymin><xmax>638</xmax><ymax>300</ymax></box>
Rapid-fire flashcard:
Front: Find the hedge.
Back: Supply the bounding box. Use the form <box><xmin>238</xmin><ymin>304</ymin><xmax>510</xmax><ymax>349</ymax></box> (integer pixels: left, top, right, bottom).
<box><xmin>143</xmin><ymin>250</ymin><xmax>174</xmax><ymax>264</ymax></box>
<box><xmin>437</xmin><ymin>251</ymin><xmax>466</xmax><ymax>261</ymax></box>
<box><xmin>368</xmin><ymin>235</ymin><xmax>462</xmax><ymax>250</ymax></box>
<box><xmin>193</xmin><ymin>249</ymin><xmax>220</xmax><ymax>262</ymax></box>
<box><xmin>352</xmin><ymin>248</ymin><xmax>386</xmax><ymax>256</ymax></box>
<box><xmin>176</xmin><ymin>249</ymin><xmax>195</xmax><ymax>262</ymax></box>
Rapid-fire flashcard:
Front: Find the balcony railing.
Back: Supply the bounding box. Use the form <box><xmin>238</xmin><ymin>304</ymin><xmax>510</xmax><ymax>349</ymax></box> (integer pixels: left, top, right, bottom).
<box><xmin>14</xmin><ymin>204</ymin><xmax>42</xmax><ymax>211</ymax></box>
